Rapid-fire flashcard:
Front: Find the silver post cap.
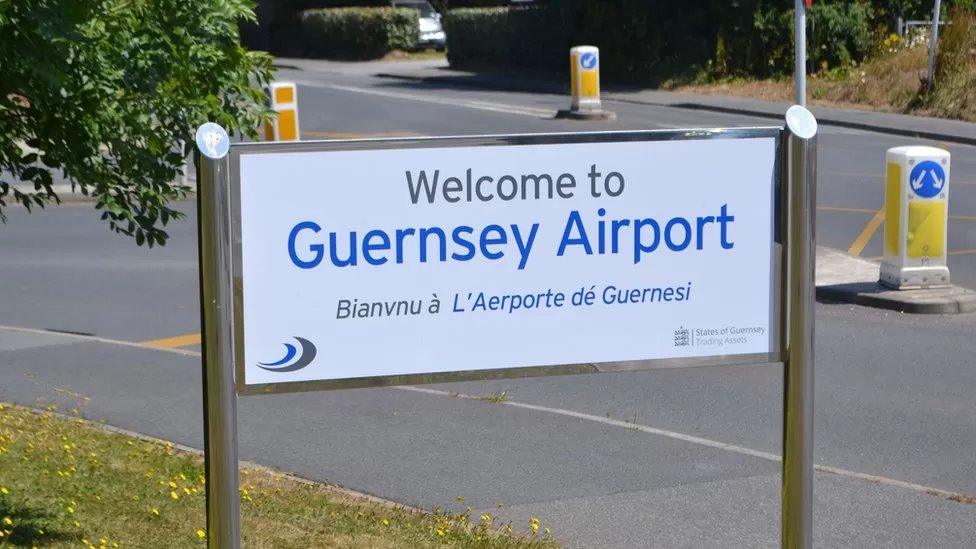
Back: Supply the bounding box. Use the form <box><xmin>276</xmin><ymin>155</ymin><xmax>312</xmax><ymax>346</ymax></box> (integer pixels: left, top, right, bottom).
<box><xmin>785</xmin><ymin>105</ymin><xmax>818</xmax><ymax>140</ymax></box>
<box><xmin>195</xmin><ymin>123</ymin><xmax>231</xmax><ymax>159</ymax></box>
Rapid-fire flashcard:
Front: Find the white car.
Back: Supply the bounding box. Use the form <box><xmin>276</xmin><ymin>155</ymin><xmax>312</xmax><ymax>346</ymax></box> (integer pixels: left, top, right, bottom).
<box><xmin>392</xmin><ymin>0</ymin><xmax>446</xmax><ymax>50</ymax></box>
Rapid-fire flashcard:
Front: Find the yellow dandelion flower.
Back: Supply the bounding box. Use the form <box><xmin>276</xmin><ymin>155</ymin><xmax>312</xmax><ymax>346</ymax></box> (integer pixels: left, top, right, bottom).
<box><xmin>168</xmin><ymin>481</ymin><xmax>177</xmax><ymax>489</ymax></box>
<box><xmin>151</xmin><ymin>508</ymin><xmax>160</xmax><ymax>517</ymax></box>
<box><xmin>67</xmin><ymin>506</ymin><xmax>75</xmax><ymax>514</ymax></box>
<box><xmin>170</xmin><ymin>491</ymin><xmax>179</xmax><ymax>500</ymax></box>
<box><xmin>382</xmin><ymin>518</ymin><xmax>390</xmax><ymax>526</ymax></box>
<box><xmin>2</xmin><ymin>517</ymin><xmax>11</xmax><ymax>526</ymax></box>
<box><xmin>0</xmin><ymin>487</ymin><xmax>7</xmax><ymax>494</ymax></box>
<box><xmin>73</xmin><ymin>521</ymin><xmax>81</xmax><ymax>527</ymax></box>
<box><xmin>196</xmin><ymin>529</ymin><xmax>206</xmax><ymax>539</ymax></box>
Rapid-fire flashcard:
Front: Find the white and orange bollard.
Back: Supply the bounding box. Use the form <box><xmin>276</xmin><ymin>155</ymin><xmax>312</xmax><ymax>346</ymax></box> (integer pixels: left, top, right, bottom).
<box><xmin>263</xmin><ymin>82</ymin><xmax>300</xmax><ymax>141</ymax></box>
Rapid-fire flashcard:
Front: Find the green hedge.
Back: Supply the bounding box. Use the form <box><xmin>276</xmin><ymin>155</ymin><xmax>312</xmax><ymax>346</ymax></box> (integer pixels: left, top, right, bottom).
<box><xmin>444</xmin><ymin>8</ymin><xmax>507</xmax><ymax>67</ymax></box>
<box><xmin>445</xmin><ymin>7</ymin><xmax>568</xmax><ymax>70</ymax></box>
<box><xmin>300</xmin><ymin>7</ymin><xmax>419</xmax><ymax>59</ymax></box>
<box><xmin>445</xmin><ymin>1</ymin><xmax>877</xmax><ymax>84</ymax></box>
<box><xmin>746</xmin><ymin>2</ymin><xmax>873</xmax><ymax>75</ymax></box>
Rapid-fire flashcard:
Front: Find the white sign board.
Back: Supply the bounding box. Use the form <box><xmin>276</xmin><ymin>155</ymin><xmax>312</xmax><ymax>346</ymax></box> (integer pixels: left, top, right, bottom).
<box><xmin>231</xmin><ymin>131</ymin><xmax>781</xmax><ymax>394</ymax></box>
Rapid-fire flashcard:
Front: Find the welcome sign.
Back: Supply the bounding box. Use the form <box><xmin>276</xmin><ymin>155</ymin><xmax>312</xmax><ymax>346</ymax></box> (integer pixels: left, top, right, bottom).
<box><xmin>229</xmin><ymin>129</ymin><xmax>782</xmax><ymax>394</ymax></box>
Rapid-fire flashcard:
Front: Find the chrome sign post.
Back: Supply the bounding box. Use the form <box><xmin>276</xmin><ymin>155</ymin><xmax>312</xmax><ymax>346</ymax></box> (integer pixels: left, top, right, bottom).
<box><xmin>782</xmin><ymin>106</ymin><xmax>817</xmax><ymax>549</ymax></box>
<box><xmin>194</xmin><ymin>123</ymin><xmax>241</xmax><ymax>549</ymax></box>
<box><xmin>194</xmin><ymin>107</ymin><xmax>817</xmax><ymax>547</ymax></box>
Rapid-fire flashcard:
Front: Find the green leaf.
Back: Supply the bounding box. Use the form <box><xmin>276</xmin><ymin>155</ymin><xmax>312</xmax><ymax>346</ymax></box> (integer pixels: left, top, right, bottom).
<box><xmin>0</xmin><ymin>0</ymin><xmax>271</xmax><ymax>246</ymax></box>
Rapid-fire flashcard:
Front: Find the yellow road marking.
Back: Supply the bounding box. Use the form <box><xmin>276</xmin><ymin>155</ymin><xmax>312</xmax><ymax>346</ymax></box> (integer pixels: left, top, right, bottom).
<box><xmin>819</xmin><ymin>205</ymin><xmax>876</xmax><ymax>214</ymax></box>
<box><xmin>141</xmin><ymin>332</ymin><xmax>201</xmax><ymax>349</ymax></box>
<box><xmin>847</xmin><ymin>208</ymin><xmax>885</xmax><ymax>256</ymax></box>
<box><xmin>819</xmin><ymin>205</ymin><xmax>976</xmax><ymax>222</ymax></box>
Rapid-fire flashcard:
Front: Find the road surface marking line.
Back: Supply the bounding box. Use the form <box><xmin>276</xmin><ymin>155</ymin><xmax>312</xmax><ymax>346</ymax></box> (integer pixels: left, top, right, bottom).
<box><xmin>394</xmin><ymin>385</ymin><xmax>780</xmax><ymax>461</ymax></box>
<box><xmin>820</xmin><ymin>205</ymin><xmax>976</xmax><ymax>222</ymax></box>
<box><xmin>949</xmin><ymin>249</ymin><xmax>976</xmax><ymax>256</ymax></box>
<box><xmin>395</xmin><ymin>385</ymin><xmax>976</xmax><ymax>505</ymax></box>
<box><xmin>323</xmin><ymin>84</ymin><xmax>556</xmax><ymax>118</ymax></box>
<box><xmin>847</xmin><ymin>208</ymin><xmax>885</xmax><ymax>256</ymax></box>
<box><xmin>140</xmin><ymin>333</ymin><xmax>201</xmax><ymax>349</ymax></box>
<box><xmin>0</xmin><ymin>324</ymin><xmax>199</xmax><ymax>358</ymax></box>
<box><xmin>819</xmin><ymin>205</ymin><xmax>876</xmax><ymax>214</ymax></box>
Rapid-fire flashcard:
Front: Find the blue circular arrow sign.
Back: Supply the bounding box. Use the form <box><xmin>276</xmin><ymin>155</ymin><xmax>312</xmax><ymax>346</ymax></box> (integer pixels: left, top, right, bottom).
<box><xmin>909</xmin><ymin>160</ymin><xmax>946</xmax><ymax>198</ymax></box>
<box><xmin>580</xmin><ymin>52</ymin><xmax>598</xmax><ymax>70</ymax></box>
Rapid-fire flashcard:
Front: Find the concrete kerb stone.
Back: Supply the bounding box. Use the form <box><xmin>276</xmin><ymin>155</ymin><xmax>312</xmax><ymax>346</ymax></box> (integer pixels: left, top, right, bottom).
<box><xmin>554</xmin><ymin>109</ymin><xmax>617</xmax><ymax>121</ymax></box>
<box><xmin>366</xmin><ymin>66</ymin><xmax>976</xmax><ymax>146</ymax></box>
<box><xmin>815</xmin><ymin>246</ymin><xmax>976</xmax><ymax>314</ymax></box>
<box><xmin>664</xmin><ymin>102</ymin><xmax>976</xmax><ymax>147</ymax></box>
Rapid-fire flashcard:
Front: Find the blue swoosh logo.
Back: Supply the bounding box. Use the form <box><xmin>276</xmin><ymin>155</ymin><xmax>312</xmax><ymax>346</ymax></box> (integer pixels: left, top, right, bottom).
<box><xmin>258</xmin><ymin>337</ymin><xmax>316</xmax><ymax>373</ymax></box>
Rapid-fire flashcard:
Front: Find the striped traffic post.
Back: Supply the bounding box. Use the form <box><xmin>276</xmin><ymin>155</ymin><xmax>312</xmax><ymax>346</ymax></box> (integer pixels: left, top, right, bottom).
<box><xmin>263</xmin><ymin>82</ymin><xmax>300</xmax><ymax>141</ymax></box>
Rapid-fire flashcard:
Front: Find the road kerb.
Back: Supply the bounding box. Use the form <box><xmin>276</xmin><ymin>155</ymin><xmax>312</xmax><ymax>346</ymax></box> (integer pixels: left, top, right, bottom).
<box><xmin>815</xmin><ymin>246</ymin><xmax>976</xmax><ymax>314</ymax></box>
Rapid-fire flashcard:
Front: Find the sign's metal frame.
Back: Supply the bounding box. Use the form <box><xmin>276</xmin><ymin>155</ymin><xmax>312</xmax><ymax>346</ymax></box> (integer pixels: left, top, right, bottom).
<box><xmin>226</xmin><ymin>127</ymin><xmax>784</xmax><ymax>396</ymax></box>
<box><xmin>196</xmin><ymin>120</ymin><xmax>816</xmax><ymax>549</ymax></box>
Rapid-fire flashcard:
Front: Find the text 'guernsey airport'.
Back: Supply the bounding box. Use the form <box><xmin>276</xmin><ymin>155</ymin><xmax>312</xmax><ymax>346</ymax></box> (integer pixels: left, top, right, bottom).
<box><xmin>287</xmin><ymin>164</ymin><xmax>738</xmax><ymax>270</ymax></box>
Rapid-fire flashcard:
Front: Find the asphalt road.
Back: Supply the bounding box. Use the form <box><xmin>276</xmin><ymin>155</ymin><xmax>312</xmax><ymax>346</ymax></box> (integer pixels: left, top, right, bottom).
<box><xmin>1</xmin><ymin>63</ymin><xmax>975</xmax><ymax>547</ymax></box>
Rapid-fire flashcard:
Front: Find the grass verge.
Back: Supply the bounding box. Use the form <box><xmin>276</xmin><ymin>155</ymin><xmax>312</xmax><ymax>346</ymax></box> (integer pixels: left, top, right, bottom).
<box><xmin>675</xmin><ymin>14</ymin><xmax>975</xmax><ymax>123</ymax></box>
<box><xmin>0</xmin><ymin>403</ymin><xmax>557</xmax><ymax>548</ymax></box>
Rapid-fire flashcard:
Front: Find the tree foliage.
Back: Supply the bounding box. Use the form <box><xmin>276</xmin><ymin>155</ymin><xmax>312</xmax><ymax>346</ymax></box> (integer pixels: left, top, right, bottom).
<box><xmin>0</xmin><ymin>0</ymin><xmax>273</xmax><ymax>246</ymax></box>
